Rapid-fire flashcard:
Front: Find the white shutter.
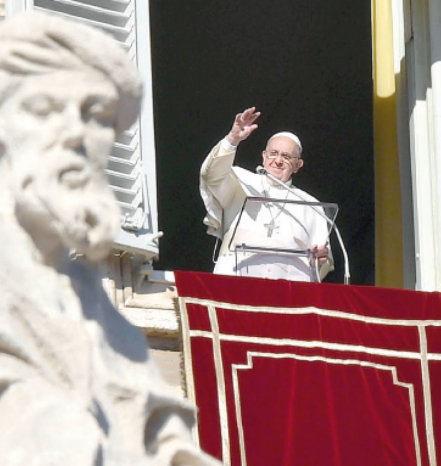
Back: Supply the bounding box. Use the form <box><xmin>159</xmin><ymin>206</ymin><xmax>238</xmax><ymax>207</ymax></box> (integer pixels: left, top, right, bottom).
<box><xmin>6</xmin><ymin>0</ymin><xmax>159</xmax><ymax>260</ymax></box>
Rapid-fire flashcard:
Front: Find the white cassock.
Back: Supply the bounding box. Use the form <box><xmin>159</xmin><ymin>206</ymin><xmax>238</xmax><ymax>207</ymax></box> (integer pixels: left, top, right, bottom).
<box><xmin>200</xmin><ymin>139</ymin><xmax>333</xmax><ymax>282</ymax></box>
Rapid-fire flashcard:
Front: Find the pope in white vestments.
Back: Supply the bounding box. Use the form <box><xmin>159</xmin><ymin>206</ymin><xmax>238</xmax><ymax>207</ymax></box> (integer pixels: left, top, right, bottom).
<box><xmin>200</xmin><ymin>107</ymin><xmax>333</xmax><ymax>282</ymax></box>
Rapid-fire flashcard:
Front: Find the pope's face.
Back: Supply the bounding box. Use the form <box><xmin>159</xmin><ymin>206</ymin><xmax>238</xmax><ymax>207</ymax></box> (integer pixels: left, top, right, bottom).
<box><xmin>262</xmin><ymin>136</ymin><xmax>303</xmax><ymax>183</ymax></box>
<box><xmin>1</xmin><ymin>69</ymin><xmax>121</xmax><ymax>260</ymax></box>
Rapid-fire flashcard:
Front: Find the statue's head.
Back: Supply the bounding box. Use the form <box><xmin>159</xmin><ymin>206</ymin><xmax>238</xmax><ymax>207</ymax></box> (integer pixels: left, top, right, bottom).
<box><xmin>0</xmin><ymin>12</ymin><xmax>142</xmax><ymax>261</ymax></box>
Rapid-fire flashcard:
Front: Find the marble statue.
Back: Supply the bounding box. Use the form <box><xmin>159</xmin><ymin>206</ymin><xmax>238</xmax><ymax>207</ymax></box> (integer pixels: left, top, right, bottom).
<box><xmin>0</xmin><ymin>12</ymin><xmax>218</xmax><ymax>466</ymax></box>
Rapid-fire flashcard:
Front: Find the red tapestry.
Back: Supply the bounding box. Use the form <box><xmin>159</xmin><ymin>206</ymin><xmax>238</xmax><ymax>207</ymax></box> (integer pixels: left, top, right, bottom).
<box><xmin>175</xmin><ymin>270</ymin><xmax>441</xmax><ymax>466</ymax></box>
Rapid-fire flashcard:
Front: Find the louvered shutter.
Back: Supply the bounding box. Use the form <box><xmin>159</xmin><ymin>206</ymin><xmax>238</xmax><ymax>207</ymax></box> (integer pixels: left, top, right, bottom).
<box><xmin>6</xmin><ymin>0</ymin><xmax>159</xmax><ymax>260</ymax></box>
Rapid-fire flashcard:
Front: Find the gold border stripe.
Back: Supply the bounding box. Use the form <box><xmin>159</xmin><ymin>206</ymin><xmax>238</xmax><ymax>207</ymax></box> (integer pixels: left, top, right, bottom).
<box><xmin>208</xmin><ymin>305</ymin><xmax>231</xmax><ymax>465</ymax></box>
<box><xmin>178</xmin><ymin>297</ymin><xmax>200</xmax><ymax>445</ymax></box>
<box><xmin>189</xmin><ymin>330</ymin><xmax>433</xmax><ymax>361</ymax></box>
<box><xmin>180</xmin><ymin>297</ymin><xmax>441</xmax><ymax>327</ymax></box>
<box><xmin>419</xmin><ymin>326</ymin><xmax>438</xmax><ymax>465</ymax></box>
<box><xmin>232</xmin><ymin>352</ymin><xmax>421</xmax><ymax>466</ymax></box>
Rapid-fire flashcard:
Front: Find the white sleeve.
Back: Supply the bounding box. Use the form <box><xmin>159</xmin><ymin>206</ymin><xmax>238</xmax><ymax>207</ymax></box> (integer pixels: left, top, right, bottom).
<box><xmin>200</xmin><ymin>139</ymin><xmax>240</xmax><ymax>237</ymax></box>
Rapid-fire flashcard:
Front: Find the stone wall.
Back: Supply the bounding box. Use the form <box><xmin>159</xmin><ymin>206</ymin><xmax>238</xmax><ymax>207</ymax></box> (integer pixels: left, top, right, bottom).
<box><xmin>103</xmin><ymin>253</ymin><xmax>184</xmax><ymax>398</ymax></box>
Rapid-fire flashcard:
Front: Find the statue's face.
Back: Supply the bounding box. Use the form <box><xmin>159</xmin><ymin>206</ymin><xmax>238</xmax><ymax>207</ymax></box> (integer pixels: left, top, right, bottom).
<box><xmin>1</xmin><ymin>69</ymin><xmax>122</xmax><ymax>261</ymax></box>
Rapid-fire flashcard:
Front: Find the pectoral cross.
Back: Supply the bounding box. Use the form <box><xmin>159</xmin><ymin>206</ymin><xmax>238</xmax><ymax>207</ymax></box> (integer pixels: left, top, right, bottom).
<box><xmin>264</xmin><ymin>220</ymin><xmax>279</xmax><ymax>238</ymax></box>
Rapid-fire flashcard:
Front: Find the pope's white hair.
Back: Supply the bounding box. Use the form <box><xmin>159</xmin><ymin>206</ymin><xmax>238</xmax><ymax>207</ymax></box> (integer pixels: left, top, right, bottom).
<box><xmin>266</xmin><ymin>131</ymin><xmax>303</xmax><ymax>155</ymax></box>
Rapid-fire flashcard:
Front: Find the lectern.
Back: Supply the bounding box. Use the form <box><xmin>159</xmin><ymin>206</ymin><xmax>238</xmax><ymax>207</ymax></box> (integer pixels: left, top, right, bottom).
<box><xmin>228</xmin><ymin>196</ymin><xmax>338</xmax><ymax>281</ymax></box>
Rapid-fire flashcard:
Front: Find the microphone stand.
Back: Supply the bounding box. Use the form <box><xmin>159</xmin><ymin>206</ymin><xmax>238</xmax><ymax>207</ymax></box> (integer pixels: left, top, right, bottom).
<box><xmin>256</xmin><ymin>166</ymin><xmax>350</xmax><ymax>285</ymax></box>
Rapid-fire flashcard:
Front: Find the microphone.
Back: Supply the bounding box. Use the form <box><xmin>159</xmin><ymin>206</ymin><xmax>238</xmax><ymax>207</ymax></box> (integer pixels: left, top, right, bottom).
<box><xmin>257</xmin><ymin>165</ymin><xmax>318</xmax><ymax>206</ymax></box>
<box><xmin>256</xmin><ymin>164</ymin><xmax>350</xmax><ymax>284</ymax></box>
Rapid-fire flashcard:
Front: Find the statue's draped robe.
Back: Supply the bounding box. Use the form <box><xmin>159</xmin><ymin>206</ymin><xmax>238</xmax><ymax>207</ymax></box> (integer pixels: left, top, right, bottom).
<box><xmin>0</xmin><ymin>221</ymin><xmax>216</xmax><ymax>466</ymax></box>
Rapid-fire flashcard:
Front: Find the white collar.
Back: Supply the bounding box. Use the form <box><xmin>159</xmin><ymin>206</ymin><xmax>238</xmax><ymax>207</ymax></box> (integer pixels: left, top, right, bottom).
<box><xmin>264</xmin><ymin>176</ymin><xmax>293</xmax><ymax>190</ymax></box>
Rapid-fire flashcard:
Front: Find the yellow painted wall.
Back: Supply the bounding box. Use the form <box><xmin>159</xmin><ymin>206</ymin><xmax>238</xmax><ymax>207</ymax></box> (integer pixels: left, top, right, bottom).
<box><xmin>372</xmin><ymin>0</ymin><xmax>403</xmax><ymax>287</ymax></box>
